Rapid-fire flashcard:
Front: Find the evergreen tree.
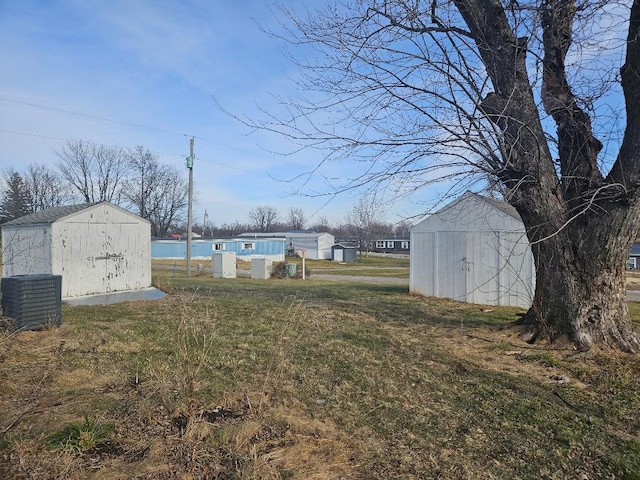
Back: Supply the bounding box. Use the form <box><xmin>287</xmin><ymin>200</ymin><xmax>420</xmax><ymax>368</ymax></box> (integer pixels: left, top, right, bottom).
<box><xmin>0</xmin><ymin>171</ymin><xmax>32</xmax><ymax>223</ymax></box>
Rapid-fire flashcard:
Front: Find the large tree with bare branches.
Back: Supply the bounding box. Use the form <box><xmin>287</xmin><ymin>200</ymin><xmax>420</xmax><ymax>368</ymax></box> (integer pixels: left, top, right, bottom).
<box><xmin>248</xmin><ymin>205</ymin><xmax>280</xmax><ymax>232</ymax></box>
<box><xmin>256</xmin><ymin>0</ymin><xmax>640</xmax><ymax>352</ymax></box>
<box><xmin>120</xmin><ymin>146</ymin><xmax>189</xmax><ymax>237</ymax></box>
<box><xmin>56</xmin><ymin>140</ymin><xmax>129</xmax><ymax>204</ymax></box>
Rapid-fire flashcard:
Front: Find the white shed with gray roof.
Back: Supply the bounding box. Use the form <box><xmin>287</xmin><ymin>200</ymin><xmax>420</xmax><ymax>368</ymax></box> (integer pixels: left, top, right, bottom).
<box><xmin>2</xmin><ymin>202</ymin><xmax>151</xmax><ymax>299</ymax></box>
<box><xmin>410</xmin><ymin>192</ymin><xmax>535</xmax><ymax>308</ymax></box>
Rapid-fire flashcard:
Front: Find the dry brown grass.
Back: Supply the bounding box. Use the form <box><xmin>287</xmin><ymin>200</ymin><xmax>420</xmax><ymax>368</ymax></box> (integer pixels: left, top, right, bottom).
<box><xmin>627</xmin><ymin>270</ymin><xmax>640</xmax><ymax>290</ymax></box>
<box><xmin>1</xmin><ymin>273</ymin><xmax>639</xmax><ymax>479</ymax></box>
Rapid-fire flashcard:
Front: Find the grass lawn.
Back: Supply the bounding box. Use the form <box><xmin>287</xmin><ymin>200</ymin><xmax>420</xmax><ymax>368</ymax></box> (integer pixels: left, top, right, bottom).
<box><xmin>1</xmin><ymin>270</ymin><xmax>639</xmax><ymax>479</ymax></box>
<box><xmin>154</xmin><ymin>255</ymin><xmax>411</xmax><ymax>279</ymax></box>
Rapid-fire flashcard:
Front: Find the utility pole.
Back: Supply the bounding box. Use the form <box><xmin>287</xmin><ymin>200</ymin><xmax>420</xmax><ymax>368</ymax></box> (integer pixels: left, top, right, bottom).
<box><xmin>186</xmin><ymin>137</ymin><xmax>194</xmax><ymax>276</ymax></box>
<box><xmin>202</xmin><ymin>209</ymin><xmax>208</xmax><ymax>237</ymax></box>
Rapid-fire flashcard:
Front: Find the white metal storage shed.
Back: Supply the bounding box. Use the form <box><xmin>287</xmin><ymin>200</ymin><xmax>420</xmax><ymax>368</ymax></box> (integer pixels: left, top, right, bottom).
<box><xmin>410</xmin><ymin>192</ymin><xmax>535</xmax><ymax>308</ymax></box>
<box><xmin>2</xmin><ymin>202</ymin><xmax>151</xmax><ymax>299</ymax></box>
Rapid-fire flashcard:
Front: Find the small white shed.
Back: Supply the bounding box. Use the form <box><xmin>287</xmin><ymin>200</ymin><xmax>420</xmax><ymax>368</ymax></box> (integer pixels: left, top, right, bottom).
<box><xmin>410</xmin><ymin>192</ymin><xmax>535</xmax><ymax>308</ymax></box>
<box><xmin>2</xmin><ymin>202</ymin><xmax>151</xmax><ymax>299</ymax></box>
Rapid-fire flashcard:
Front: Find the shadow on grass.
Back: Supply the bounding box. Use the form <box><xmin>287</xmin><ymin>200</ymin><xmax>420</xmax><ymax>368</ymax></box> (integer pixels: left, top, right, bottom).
<box><xmin>153</xmin><ymin>272</ymin><xmax>523</xmax><ymax>332</ymax></box>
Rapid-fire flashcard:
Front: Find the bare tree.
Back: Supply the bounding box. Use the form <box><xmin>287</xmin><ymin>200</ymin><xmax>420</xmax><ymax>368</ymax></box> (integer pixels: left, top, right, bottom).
<box><xmin>56</xmin><ymin>140</ymin><xmax>129</xmax><ymax>203</ymax></box>
<box><xmin>394</xmin><ymin>220</ymin><xmax>413</xmax><ymax>239</ymax></box>
<box><xmin>310</xmin><ymin>216</ymin><xmax>331</xmax><ymax>233</ymax></box>
<box><xmin>121</xmin><ymin>146</ymin><xmax>190</xmax><ymax>236</ymax></box>
<box><xmin>121</xmin><ymin>146</ymin><xmax>160</xmax><ymax>220</ymax></box>
<box><xmin>347</xmin><ymin>196</ymin><xmax>382</xmax><ymax>257</ymax></box>
<box><xmin>248</xmin><ymin>206</ymin><xmax>279</xmax><ymax>232</ymax></box>
<box><xmin>254</xmin><ymin>1</ymin><xmax>640</xmax><ymax>352</ymax></box>
<box><xmin>287</xmin><ymin>207</ymin><xmax>306</xmax><ymax>230</ymax></box>
<box><xmin>147</xmin><ymin>167</ymin><xmax>189</xmax><ymax>238</ymax></box>
<box><xmin>24</xmin><ymin>163</ymin><xmax>70</xmax><ymax>211</ymax></box>
<box><xmin>212</xmin><ymin>221</ymin><xmax>251</xmax><ymax>237</ymax></box>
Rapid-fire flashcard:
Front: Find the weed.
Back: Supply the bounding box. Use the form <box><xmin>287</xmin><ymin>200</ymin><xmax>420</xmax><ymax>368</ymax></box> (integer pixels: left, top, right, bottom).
<box><xmin>174</xmin><ymin>293</ymin><xmax>217</xmax><ymax>420</ymax></box>
<box><xmin>525</xmin><ymin>351</ymin><xmax>560</xmax><ymax>367</ymax></box>
<box><xmin>46</xmin><ymin>416</ymin><xmax>112</xmax><ymax>453</ymax></box>
<box><xmin>610</xmin><ymin>438</ymin><xmax>640</xmax><ymax>480</ymax></box>
<box><xmin>491</xmin><ymin>340</ymin><xmax>512</xmax><ymax>353</ymax></box>
<box><xmin>1</xmin><ymin>273</ymin><xmax>638</xmax><ymax>479</ymax></box>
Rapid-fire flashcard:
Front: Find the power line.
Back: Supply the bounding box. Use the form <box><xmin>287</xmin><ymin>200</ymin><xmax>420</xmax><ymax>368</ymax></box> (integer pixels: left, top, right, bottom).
<box><xmin>0</xmin><ymin>128</ymin><xmax>70</xmax><ymax>143</ymax></box>
<box><xmin>0</xmin><ymin>95</ymin><xmax>303</xmax><ymax>165</ymax></box>
<box><xmin>0</xmin><ymin>127</ymin><xmax>256</xmax><ymax>174</ymax></box>
<box><xmin>0</xmin><ymin>127</ymin><xmax>182</xmax><ymax>158</ymax></box>
<box><xmin>0</xmin><ymin>96</ymin><xmax>306</xmax><ymax>174</ymax></box>
<box><xmin>0</xmin><ymin>96</ymin><xmax>192</xmax><ymax>138</ymax></box>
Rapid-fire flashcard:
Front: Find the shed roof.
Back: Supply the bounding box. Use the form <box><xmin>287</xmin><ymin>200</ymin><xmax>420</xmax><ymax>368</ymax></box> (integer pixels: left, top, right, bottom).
<box><xmin>419</xmin><ymin>191</ymin><xmax>522</xmax><ymax>223</ymax></box>
<box><xmin>1</xmin><ymin>201</ymin><xmax>149</xmax><ymax>227</ymax></box>
<box><xmin>412</xmin><ymin>191</ymin><xmax>526</xmax><ymax>234</ymax></box>
<box><xmin>332</xmin><ymin>242</ymin><xmax>357</xmax><ymax>249</ymax></box>
<box><xmin>464</xmin><ymin>192</ymin><xmax>521</xmax><ymax>221</ymax></box>
<box><xmin>2</xmin><ymin>202</ymin><xmax>99</xmax><ymax>226</ymax></box>
<box><xmin>240</xmin><ymin>231</ymin><xmax>333</xmax><ymax>239</ymax></box>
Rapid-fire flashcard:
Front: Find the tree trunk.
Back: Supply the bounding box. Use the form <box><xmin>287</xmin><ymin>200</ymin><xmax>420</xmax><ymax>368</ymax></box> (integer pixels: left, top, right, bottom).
<box><xmin>456</xmin><ymin>0</ymin><xmax>640</xmax><ymax>352</ymax></box>
<box><xmin>517</xmin><ymin>204</ymin><xmax>640</xmax><ymax>353</ymax></box>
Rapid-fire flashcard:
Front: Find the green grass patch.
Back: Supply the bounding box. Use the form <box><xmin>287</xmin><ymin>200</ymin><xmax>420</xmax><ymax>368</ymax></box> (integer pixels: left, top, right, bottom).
<box><xmin>46</xmin><ymin>416</ymin><xmax>113</xmax><ymax>453</ymax></box>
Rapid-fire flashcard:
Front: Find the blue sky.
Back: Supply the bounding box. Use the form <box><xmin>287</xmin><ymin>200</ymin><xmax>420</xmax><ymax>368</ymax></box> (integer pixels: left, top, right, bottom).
<box><xmin>0</xmin><ymin>0</ymin><xmax>420</xmax><ymax>227</ymax></box>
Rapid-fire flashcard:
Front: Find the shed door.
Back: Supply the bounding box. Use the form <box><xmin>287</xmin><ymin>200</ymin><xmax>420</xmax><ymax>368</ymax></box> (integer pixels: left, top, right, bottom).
<box><xmin>104</xmin><ymin>223</ymin><xmax>140</xmax><ymax>293</ymax></box>
<box><xmin>60</xmin><ymin>223</ymin><xmax>109</xmax><ymax>297</ymax></box>
<box><xmin>465</xmin><ymin>232</ymin><xmax>499</xmax><ymax>305</ymax></box>
<box><xmin>437</xmin><ymin>232</ymin><xmax>467</xmax><ymax>302</ymax></box>
<box><xmin>61</xmin><ymin>223</ymin><xmax>131</xmax><ymax>296</ymax></box>
<box><xmin>334</xmin><ymin>249</ymin><xmax>343</xmax><ymax>262</ymax></box>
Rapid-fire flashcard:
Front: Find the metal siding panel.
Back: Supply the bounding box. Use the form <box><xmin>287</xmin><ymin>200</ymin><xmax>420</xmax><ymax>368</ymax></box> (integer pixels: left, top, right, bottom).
<box><xmin>410</xmin><ymin>231</ymin><xmax>436</xmax><ymax>297</ymax></box>
<box><xmin>192</xmin><ymin>242</ymin><xmax>212</xmax><ymax>258</ymax></box>
<box><xmin>151</xmin><ymin>241</ymin><xmax>185</xmax><ymax>258</ymax></box>
<box><xmin>498</xmin><ymin>232</ymin><xmax>534</xmax><ymax>307</ymax></box>
<box><xmin>436</xmin><ymin>232</ymin><xmax>466</xmax><ymax>301</ymax></box>
<box><xmin>291</xmin><ymin>237</ymin><xmax>317</xmax><ymax>259</ymax></box>
<box><xmin>57</xmin><ymin>221</ymin><xmax>107</xmax><ymax>297</ymax></box>
<box><xmin>103</xmin><ymin>222</ymin><xmax>151</xmax><ymax>292</ymax></box>
<box><xmin>1</xmin><ymin>225</ymin><xmax>52</xmax><ymax>277</ymax></box>
<box><xmin>150</xmin><ymin>239</ymin><xmax>286</xmax><ymax>259</ymax></box>
<box><xmin>318</xmin><ymin>234</ymin><xmax>335</xmax><ymax>259</ymax></box>
<box><xmin>466</xmin><ymin>232</ymin><xmax>499</xmax><ymax>305</ymax></box>
<box><xmin>409</xmin><ymin>231</ymin><xmax>420</xmax><ymax>294</ymax></box>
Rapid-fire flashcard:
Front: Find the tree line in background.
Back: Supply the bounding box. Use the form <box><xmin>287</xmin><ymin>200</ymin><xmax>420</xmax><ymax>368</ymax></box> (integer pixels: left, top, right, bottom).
<box><xmin>190</xmin><ymin>199</ymin><xmax>412</xmax><ymax>244</ymax></box>
<box><xmin>1</xmin><ymin>140</ymin><xmax>412</xmax><ymax>241</ymax></box>
<box><xmin>0</xmin><ymin>140</ymin><xmax>189</xmax><ymax>237</ymax></box>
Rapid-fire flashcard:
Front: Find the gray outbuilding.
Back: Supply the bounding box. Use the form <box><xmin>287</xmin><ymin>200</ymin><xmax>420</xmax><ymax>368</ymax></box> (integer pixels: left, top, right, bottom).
<box><xmin>331</xmin><ymin>243</ymin><xmax>357</xmax><ymax>262</ymax></box>
<box><xmin>410</xmin><ymin>192</ymin><xmax>535</xmax><ymax>308</ymax></box>
<box><xmin>2</xmin><ymin>202</ymin><xmax>152</xmax><ymax>299</ymax></box>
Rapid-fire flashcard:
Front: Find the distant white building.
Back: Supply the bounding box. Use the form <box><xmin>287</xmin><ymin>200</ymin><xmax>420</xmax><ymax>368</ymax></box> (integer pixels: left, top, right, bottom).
<box><xmin>239</xmin><ymin>231</ymin><xmax>335</xmax><ymax>260</ymax></box>
<box><xmin>2</xmin><ymin>202</ymin><xmax>151</xmax><ymax>299</ymax></box>
<box><xmin>410</xmin><ymin>192</ymin><xmax>535</xmax><ymax>308</ymax></box>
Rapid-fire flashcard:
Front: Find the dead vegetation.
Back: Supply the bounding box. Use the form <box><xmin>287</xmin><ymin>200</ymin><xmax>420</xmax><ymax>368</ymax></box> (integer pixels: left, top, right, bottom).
<box><xmin>1</xmin><ymin>272</ymin><xmax>639</xmax><ymax>479</ymax></box>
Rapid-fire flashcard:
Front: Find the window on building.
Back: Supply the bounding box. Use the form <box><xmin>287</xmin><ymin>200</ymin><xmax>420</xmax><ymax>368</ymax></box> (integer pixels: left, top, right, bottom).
<box><xmin>401</xmin><ymin>241</ymin><xmax>409</xmax><ymax>249</ymax></box>
<box><xmin>213</xmin><ymin>243</ymin><xmax>226</xmax><ymax>251</ymax></box>
<box><xmin>242</xmin><ymin>242</ymin><xmax>255</xmax><ymax>250</ymax></box>
<box><xmin>387</xmin><ymin>241</ymin><xmax>395</xmax><ymax>248</ymax></box>
<box><xmin>376</xmin><ymin>241</ymin><xmax>385</xmax><ymax>248</ymax></box>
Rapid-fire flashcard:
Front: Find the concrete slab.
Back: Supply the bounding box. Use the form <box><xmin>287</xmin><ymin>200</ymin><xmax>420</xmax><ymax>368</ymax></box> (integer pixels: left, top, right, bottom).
<box><xmin>64</xmin><ymin>287</ymin><xmax>167</xmax><ymax>306</ymax></box>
